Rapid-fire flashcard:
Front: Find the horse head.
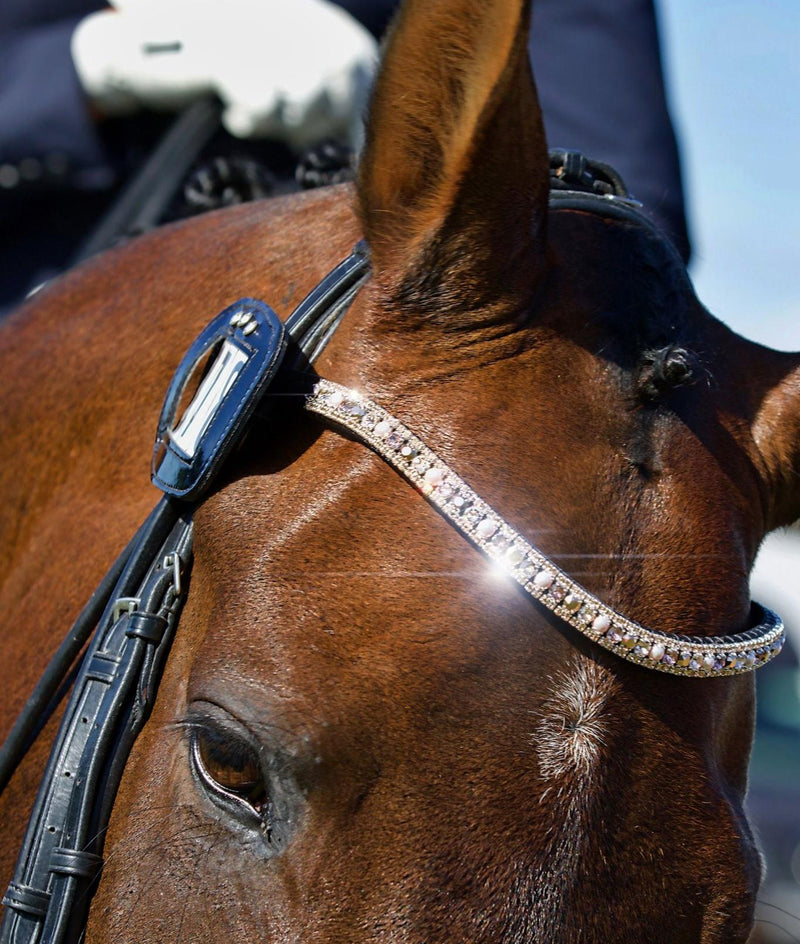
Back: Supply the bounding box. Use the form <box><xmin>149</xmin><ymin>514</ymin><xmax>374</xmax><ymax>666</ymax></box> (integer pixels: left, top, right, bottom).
<box><xmin>2</xmin><ymin>0</ymin><xmax>800</xmax><ymax>941</ymax></box>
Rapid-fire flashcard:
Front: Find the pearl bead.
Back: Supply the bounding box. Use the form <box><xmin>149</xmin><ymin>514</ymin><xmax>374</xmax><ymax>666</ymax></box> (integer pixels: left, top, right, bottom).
<box><xmin>424</xmin><ymin>467</ymin><xmax>445</xmax><ymax>486</ymax></box>
<box><xmin>591</xmin><ymin>614</ymin><xmax>611</xmax><ymax>635</ymax></box>
<box><xmin>476</xmin><ymin>518</ymin><xmax>498</xmax><ymax>539</ymax></box>
<box><xmin>648</xmin><ymin>643</ymin><xmax>666</xmax><ymax>662</ymax></box>
<box><xmin>533</xmin><ymin>571</ymin><xmax>554</xmax><ymax>590</ymax></box>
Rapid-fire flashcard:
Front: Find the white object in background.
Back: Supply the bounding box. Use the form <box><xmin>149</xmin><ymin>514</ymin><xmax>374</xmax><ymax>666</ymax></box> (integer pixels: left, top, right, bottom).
<box><xmin>751</xmin><ymin>529</ymin><xmax>800</xmax><ymax>657</ymax></box>
<box><xmin>71</xmin><ymin>0</ymin><xmax>378</xmax><ymax>149</ymax></box>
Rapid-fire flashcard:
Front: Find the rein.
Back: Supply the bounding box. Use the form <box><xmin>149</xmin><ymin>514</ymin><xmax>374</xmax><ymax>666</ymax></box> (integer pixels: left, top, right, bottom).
<box><xmin>0</xmin><ymin>153</ymin><xmax>784</xmax><ymax>944</ymax></box>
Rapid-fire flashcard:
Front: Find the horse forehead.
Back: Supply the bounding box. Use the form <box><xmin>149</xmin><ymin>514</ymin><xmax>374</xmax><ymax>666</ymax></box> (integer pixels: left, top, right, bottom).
<box><xmin>200</xmin><ymin>433</ymin><xmax>447</xmax><ymax>574</ymax></box>
<box><xmin>186</xmin><ymin>430</ymin><xmax>590</xmax><ymax>715</ymax></box>
<box><xmin>193</xmin><ymin>432</ymin><xmax>486</xmax><ymax>645</ymax></box>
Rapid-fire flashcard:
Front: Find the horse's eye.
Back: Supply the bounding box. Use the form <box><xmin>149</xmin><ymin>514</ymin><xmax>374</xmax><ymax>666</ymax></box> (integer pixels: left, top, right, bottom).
<box><xmin>191</xmin><ymin>727</ymin><xmax>270</xmax><ymax>819</ymax></box>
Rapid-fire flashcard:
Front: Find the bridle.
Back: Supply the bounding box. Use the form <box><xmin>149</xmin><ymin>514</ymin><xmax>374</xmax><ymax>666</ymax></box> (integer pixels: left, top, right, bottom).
<box><xmin>0</xmin><ymin>152</ymin><xmax>785</xmax><ymax>944</ymax></box>
<box><xmin>0</xmin><ymin>242</ymin><xmax>369</xmax><ymax>944</ymax></box>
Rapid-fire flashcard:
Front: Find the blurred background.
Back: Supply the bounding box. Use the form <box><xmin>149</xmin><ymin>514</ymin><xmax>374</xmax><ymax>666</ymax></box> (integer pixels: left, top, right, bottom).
<box><xmin>660</xmin><ymin>1</ymin><xmax>800</xmax><ymax>940</ymax></box>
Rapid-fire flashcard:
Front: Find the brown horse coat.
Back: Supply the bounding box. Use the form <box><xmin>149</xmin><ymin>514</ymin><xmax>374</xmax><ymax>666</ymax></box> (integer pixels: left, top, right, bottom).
<box><xmin>2</xmin><ymin>0</ymin><xmax>800</xmax><ymax>940</ymax></box>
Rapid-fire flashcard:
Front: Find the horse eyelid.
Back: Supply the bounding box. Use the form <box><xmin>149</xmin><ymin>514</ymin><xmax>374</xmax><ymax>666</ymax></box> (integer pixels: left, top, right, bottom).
<box><xmin>189</xmin><ymin>728</ymin><xmax>272</xmax><ymax>825</ymax></box>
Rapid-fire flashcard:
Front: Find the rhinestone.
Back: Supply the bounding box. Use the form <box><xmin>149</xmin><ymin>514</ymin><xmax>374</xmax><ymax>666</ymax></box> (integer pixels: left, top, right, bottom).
<box><xmin>438</xmin><ymin>484</ymin><xmax>454</xmax><ymax>500</ymax></box>
<box><xmin>726</xmin><ymin>653</ymin><xmax>738</xmax><ymax>667</ymax></box>
<box><xmin>412</xmin><ymin>456</ymin><xmax>427</xmax><ymax>471</ymax></box>
<box><xmin>702</xmin><ymin>654</ymin><xmax>716</xmax><ymax>670</ymax></box>
<box><xmin>400</xmin><ymin>445</ymin><xmax>416</xmax><ymax>460</ymax></box>
<box><xmin>451</xmin><ymin>495</ymin><xmax>465</xmax><ymax>509</ymax></box>
<box><xmin>533</xmin><ymin>571</ymin><xmax>555</xmax><ymax>591</ymax></box>
<box><xmin>661</xmin><ymin>653</ymin><xmax>676</xmax><ymax>667</ymax></box>
<box><xmin>633</xmin><ymin>646</ymin><xmax>648</xmax><ymax>658</ymax></box>
<box><xmin>713</xmin><ymin>658</ymin><xmax>725</xmax><ymax>672</ymax></box>
<box><xmin>689</xmin><ymin>659</ymin><xmax>701</xmax><ymax>672</ymax></box>
<box><xmin>344</xmin><ymin>402</ymin><xmax>366</xmax><ymax>417</ymax></box>
<box><xmin>476</xmin><ymin>518</ymin><xmax>498</xmax><ymax>539</ymax></box>
<box><xmin>505</xmin><ymin>545</ymin><xmax>526</xmax><ymax>566</ymax></box>
<box><xmin>563</xmin><ymin>594</ymin><xmax>583</xmax><ymax>614</ymax></box>
<box><xmin>591</xmin><ymin>614</ymin><xmax>611</xmax><ymax>635</ymax></box>
<box><xmin>648</xmin><ymin>643</ymin><xmax>665</xmax><ymax>662</ymax></box>
<box><xmin>492</xmin><ymin>534</ymin><xmax>511</xmax><ymax>553</ymax></box>
<box><xmin>463</xmin><ymin>507</ymin><xmax>482</xmax><ymax>527</ymax></box>
<box><xmin>374</xmin><ymin>420</ymin><xmax>392</xmax><ymax>438</ymax></box>
<box><xmin>621</xmin><ymin>634</ymin><xmax>638</xmax><ymax>650</ymax></box>
<box><xmin>328</xmin><ymin>390</ymin><xmax>345</xmax><ymax>408</ymax></box>
<box><xmin>550</xmin><ymin>584</ymin><xmax>566</xmax><ymax>604</ymax></box>
<box><xmin>243</xmin><ymin>321</ymin><xmax>257</xmax><ymax>336</ymax></box>
<box><xmin>518</xmin><ymin>562</ymin><xmax>536</xmax><ymax>581</ymax></box>
<box><xmin>424</xmin><ymin>467</ymin><xmax>445</xmax><ymax>487</ymax></box>
<box><xmin>361</xmin><ymin>415</ymin><xmax>375</xmax><ymax>431</ymax></box>
<box><xmin>677</xmin><ymin>651</ymin><xmax>692</xmax><ymax>667</ymax></box>
<box><xmin>387</xmin><ymin>433</ymin><xmax>403</xmax><ymax>450</ymax></box>
<box><xmin>607</xmin><ymin>629</ymin><xmax>622</xmax><ymax>644</ymax></box>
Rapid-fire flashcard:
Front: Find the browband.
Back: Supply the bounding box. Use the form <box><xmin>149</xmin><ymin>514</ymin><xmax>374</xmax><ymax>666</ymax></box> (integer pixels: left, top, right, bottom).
<box><xmin>305</xmin><ymin>379</ymin><xmax>785</xmax><ymax>678</ymax></box>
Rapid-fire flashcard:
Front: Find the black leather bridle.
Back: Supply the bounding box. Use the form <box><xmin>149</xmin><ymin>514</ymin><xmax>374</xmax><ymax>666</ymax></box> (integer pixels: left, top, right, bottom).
<box><xmin>0</xmin><ymin>154</ymin><xmax>687</xmax><ymax>944</ymax></box>
<box><xmin>0</xmin><ymin>240</ymin><xmax>370</xmax><ymax>944</ymax></box>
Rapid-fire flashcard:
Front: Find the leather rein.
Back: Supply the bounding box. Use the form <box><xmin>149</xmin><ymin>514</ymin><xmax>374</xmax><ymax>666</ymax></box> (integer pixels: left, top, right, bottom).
<box><xmin>0</xmin><ymin>153</ymin><xmax>784</xmax><ymax>944</ymax></box>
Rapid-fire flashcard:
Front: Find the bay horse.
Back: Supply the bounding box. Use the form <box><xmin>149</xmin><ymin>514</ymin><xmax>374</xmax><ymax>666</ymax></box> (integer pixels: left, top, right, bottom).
<box><xmin>1</xmin><ymin>0</ymin><xmax>799</xmax><ymax>941</ymax></box>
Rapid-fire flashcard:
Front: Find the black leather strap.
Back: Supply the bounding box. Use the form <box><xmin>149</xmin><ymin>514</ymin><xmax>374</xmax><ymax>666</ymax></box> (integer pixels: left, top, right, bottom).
<box><xmin>48</xmin><ymin>850</ymin><xmax>103</xmax><ymax>881</ymax></box>
<box><xmin>2</xmin><ymin>884</ymin><xmax>50</xmax><ymax>921</ymax></box>
<box><xmin>1</xmin><ymin>510</ymin><xmax>192</xmax><ymax>944</ymax></box>
<box><xmin>284</xmin><ymin>239</ymin><xmax>370</xmax><ymax>368</ymax></box>
<box><xmin>0</xmin><ymin>519</ymin><xmax>151</xmax><ymax>795</ymax></box>
<box><xmin>0</xmin><ymin>242</ymin><xmax>371</xmax><ymax>944</ymax></box>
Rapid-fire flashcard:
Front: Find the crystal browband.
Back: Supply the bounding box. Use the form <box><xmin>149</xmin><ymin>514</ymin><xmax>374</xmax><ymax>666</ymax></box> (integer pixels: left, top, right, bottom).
<box><xmin>305</xmin><ymin>379</ymin><xmax>785</xmax><ymax>679</ymax></box>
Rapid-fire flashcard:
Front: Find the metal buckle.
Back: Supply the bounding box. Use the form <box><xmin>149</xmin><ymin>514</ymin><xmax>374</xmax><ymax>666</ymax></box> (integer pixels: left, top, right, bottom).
<box><xmin>162</xmin><ymin>553</ymin><xmax>182</xmax><ymax>597</ymax></box>
<box><xmin>111</xmin><ymin>597</ymin><xmax>139</xmax><ymax>623</ymax></box>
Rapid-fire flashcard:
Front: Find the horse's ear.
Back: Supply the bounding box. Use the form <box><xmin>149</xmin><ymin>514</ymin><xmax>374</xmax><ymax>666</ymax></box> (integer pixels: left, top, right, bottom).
<box><xmin>750</xmin><ymin>354</ymin><xmax>800</xmax><ymax>530</ymax></box>
<box><xmin>357</xmin><ymin>0</ymin><xmax>547</xmax><ymax>321</ymax></box>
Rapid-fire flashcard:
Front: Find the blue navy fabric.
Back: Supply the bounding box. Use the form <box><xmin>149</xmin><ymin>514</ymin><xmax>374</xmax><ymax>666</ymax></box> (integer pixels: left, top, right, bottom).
<box><xmin>531</xmin><ymin>0</ymin><xmax>689</xmax><ymax>261</ymax></box>
<box><xmin>0</xmin><ymin>0</ymin><xmax>110</xmax><ymax>311</ymax></box>
<box><xmin>0</xmin><ymin>0</ymin><xmax>108</xmax><ymax>179</ymax></box>
<box><xmin>0</xmin><ymin>0</ymin><xmax>690</xmax><ymax>313</ymax></box>
<box><xmin>331</xmin><ymin>0</ymin><xmax>396</xmax><ymax>39</ymax></box>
